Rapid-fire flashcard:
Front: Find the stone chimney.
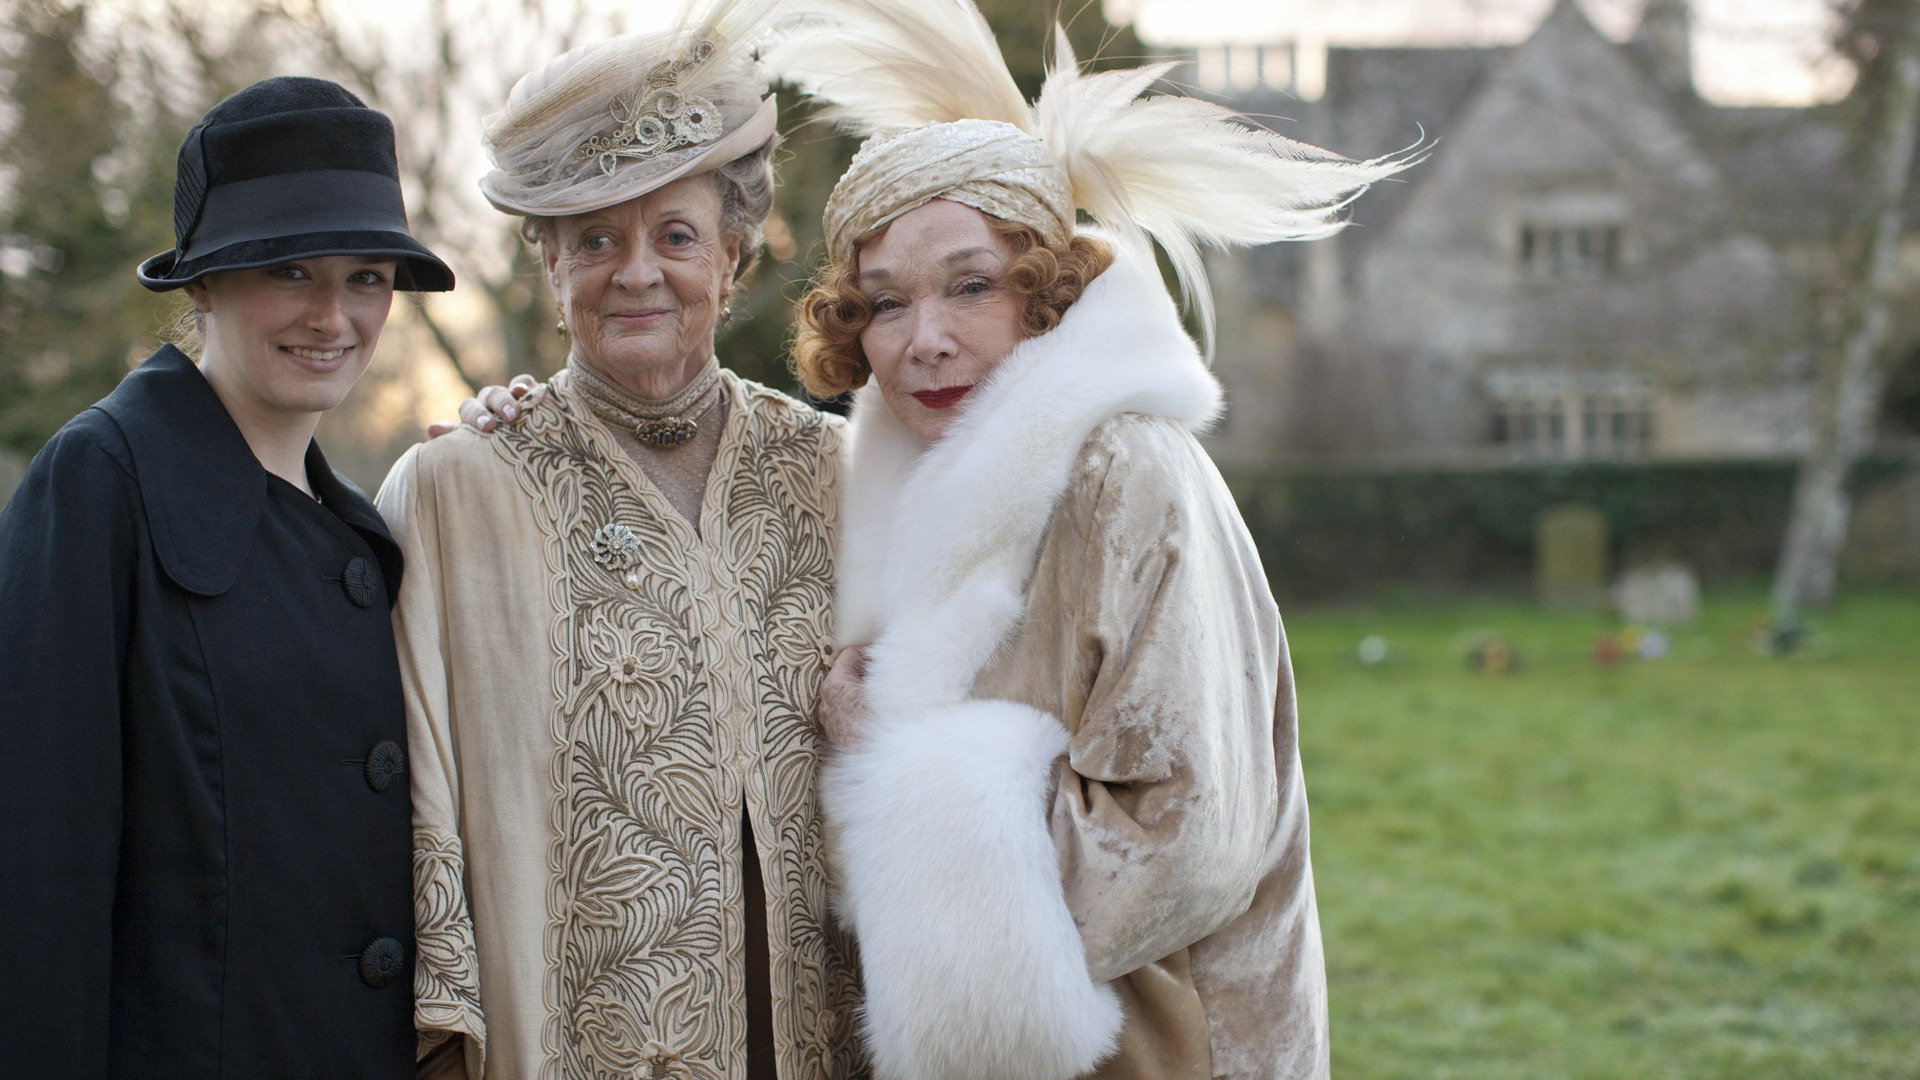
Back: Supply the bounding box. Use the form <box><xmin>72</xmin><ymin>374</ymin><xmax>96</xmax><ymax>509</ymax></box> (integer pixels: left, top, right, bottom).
<box><xmin>1631</xmin><ymin>0</ymin><xmax>1694</xmax><ymax>97</ymax></box>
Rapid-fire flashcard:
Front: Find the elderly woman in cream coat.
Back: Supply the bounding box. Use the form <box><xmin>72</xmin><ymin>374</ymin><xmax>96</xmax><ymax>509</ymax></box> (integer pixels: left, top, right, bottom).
<box><xmin>379</xmin><ymin>5</ymin><xmax>863</xmax><ymax>1079</ymax></box>
<box><xmin>763</xmin><ymin>1</ymin><xmax>1414</xmax><ymax>1078</ymax></box>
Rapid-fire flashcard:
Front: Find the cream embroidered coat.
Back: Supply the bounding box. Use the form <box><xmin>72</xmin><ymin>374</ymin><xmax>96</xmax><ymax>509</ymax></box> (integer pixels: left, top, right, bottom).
<box><xmin>827</xmin><ymin>240</ymin><xmax>1328</xmax><ymax>1080</ymax></box>
<box><xmin>376</xmin><ymin>370</ymin><xmax>866</xmax><ymax>1080</ymax></box>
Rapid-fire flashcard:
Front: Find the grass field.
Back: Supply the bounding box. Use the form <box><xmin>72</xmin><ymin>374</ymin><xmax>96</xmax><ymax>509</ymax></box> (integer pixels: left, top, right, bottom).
<box><xmin>1286</xmin><ymin>592</ymin><xmax>1920</xmax><ymax>1080</ymax></box>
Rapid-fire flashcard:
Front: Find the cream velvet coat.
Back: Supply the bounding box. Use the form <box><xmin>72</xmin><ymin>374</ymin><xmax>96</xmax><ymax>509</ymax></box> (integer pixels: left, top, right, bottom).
<box><xmin>827</xmin><ymin>239</ymin><xmax>1328</xmax><ymax>1080</ymax></box>
<box><xmin>377</xmin><ymin>373</ymin><xmax>866</xmax><ymax>1080</ymax></box>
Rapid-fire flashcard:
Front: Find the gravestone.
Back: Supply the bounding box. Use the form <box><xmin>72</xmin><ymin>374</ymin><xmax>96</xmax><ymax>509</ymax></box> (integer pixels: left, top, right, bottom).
<box><xmin>1613</xmin><ymin>562</ymin><xmax>1701</xmax><ymax>625</ymax></box>
<box><xmin>1535</xmin><ymin>504</ymin><xmax>1608</xmax><ymax>609</ymax></box>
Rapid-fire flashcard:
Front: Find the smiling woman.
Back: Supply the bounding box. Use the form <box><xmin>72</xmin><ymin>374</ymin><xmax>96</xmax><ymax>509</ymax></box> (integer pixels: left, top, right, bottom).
<box><xmin>538</xmin><ymin>177</ymin><xmax>740</xmax><ymax>402</ymax></box>
<box><xmin>373</xmin><ymin>7</ymin><xmax>865</xmax><ymax>1078</ymax></box>
<box><xmin>759</xmin><ymin>0</ymin><xmax>1418</xmax><ymax>1075</ymax></box>
<box><xmin>182</xmin><ymin>255</ymin><xmax>401</xmax><ymax>486</ymax></box>
<box><xmin>794</xmin><ymin>204</ymin><xmax>1113</xmax><ymax>441</ymax></box>
<box><xmin>0</xmin><ymin>77</ymin><xmax>452</xmax><ymax>1080</ymax></box>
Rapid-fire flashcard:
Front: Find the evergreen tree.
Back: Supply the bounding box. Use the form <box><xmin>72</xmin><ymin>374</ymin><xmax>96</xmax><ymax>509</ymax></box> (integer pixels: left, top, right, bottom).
<box><xmin>0</xmin><ymin>1</ymin><xmax>179</xmax><ymax>454</ymax></box>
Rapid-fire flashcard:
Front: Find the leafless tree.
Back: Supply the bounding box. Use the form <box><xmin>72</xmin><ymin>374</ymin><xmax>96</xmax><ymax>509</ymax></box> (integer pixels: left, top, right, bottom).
<box><xmin>111</xmin><ymin>0</ymin><xmax>630</xmax><ymax>391</ymax></box>
<box><xmin>1771</xmin><ymin>0</ymin><xmax>1920</xmax><ymax>635</ymax></box>
<box><xmin>284</xmin><ymin>0</ymin><xmax>624</xmax><ymax>389</ymax></box>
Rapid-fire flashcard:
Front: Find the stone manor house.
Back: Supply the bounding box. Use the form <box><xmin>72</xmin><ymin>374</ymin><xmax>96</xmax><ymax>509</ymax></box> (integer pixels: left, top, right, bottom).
<box><xmin>1185</xmin><ymin>0</ymin><xmax>1907</xmax><ymax>470</ymax></box>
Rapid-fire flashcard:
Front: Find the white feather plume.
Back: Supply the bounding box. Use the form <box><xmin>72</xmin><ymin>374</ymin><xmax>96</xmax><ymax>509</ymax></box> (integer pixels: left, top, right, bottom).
<box><xmin>764</xmin><ymin>0</ymin><xmax>1422</xmax><ymax>353</ymax></box>
<box><xmin>760</xmin><ymin>0</ymin><xmax>1029</xmax><ymax>135</ymax></box>
<box><xmin>1035</xmin><ymin>28</ymin><xmax>1419</xmax><ymax>349</ymax></box>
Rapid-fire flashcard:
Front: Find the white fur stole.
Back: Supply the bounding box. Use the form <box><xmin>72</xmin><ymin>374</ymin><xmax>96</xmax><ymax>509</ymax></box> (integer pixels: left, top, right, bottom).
<box><xmin>824</xmin><ymin>234</ymin><xmax>1221</xmax><ymax>1080</ymax></box>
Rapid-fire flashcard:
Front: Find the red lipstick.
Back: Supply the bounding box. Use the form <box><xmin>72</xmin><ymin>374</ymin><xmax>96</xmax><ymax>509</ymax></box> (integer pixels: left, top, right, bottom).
<box><xmin>911</xmin><ymin>385</ymin><xmax>972</xmax><ymax>409</ymax></box>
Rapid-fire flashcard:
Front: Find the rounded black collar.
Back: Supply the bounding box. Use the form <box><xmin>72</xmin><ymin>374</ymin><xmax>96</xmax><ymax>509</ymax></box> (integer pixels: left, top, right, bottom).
<box><xmin>93</xmin><ymin>345</ymin><xmax>401</xmax><ymax>599</ymax></box>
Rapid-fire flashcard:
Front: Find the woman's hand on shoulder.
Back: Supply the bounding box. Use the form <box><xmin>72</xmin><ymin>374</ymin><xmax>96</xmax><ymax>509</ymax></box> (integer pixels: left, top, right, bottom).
<box><xmin>425</xmin><ymin>374</ymin><xmax>540</xmax><ymax>438</ymax></box>
<box><xmin>816</xmin><ymin>645</ymin><xmax>869</xmax><ymax>749</ymax></box>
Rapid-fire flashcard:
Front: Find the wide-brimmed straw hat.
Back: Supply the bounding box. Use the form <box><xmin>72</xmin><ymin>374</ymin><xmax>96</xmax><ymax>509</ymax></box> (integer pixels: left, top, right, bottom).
<box><xmin>137</xmin><ymin>76</ymin><xmax>454</xmax><ymax>292</ymax></box>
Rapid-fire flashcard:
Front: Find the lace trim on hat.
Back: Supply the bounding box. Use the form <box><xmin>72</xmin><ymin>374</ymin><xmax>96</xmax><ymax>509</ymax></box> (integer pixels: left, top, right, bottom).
<box><xmin>577</xmin><ymin>41</ymin><xmax>725</xmax><ymax>177</ymax></box>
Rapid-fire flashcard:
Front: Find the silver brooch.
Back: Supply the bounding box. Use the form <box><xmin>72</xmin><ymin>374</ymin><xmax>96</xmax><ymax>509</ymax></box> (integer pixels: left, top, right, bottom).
<box><xmin>578</xmin><ymin>40</ymin><xmax>723</xmax><ymax>177</ymax></box>
<box><xmin>590</xmin><ymin>523</ymin><xmax>643</xmax><ymax>571</ymax></box>
<box><xmin>634</xmin><ymin>416</ymin><xmax>699</xmax><ymax>447</ymax></box>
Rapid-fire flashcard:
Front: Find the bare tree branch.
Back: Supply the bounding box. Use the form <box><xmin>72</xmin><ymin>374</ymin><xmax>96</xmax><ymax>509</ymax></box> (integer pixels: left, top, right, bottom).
<box><xmin>1771</xmin><ymin>0</ymin><xmax>1920</xmax><ymax>633</ymax></box>
<box><xmin>407</xmin><ymin>294</ymin><xmax>479</xmax><ymax>393</ymax></box>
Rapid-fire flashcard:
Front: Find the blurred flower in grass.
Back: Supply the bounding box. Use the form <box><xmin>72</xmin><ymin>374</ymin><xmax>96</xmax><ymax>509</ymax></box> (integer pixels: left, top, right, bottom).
<box><xmin>1463</xmin><ymin>633</ymin><xmax>1519</xmax><ymax>674</ymax></box>
<box><xmin>1591</xmin><ymin>626</ymin><xmax>1672</xmax><ymax>667</ymax></box>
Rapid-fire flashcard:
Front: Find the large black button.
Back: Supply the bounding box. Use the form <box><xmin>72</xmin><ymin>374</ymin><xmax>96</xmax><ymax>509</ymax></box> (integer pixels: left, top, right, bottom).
<box><xmin>365</xmin><ymin>740</ymin><xmax>406</xmax><ymax>793</ymax></box>
<box><xmin>359</xmin><ymin>937</ymin><xmax>405</xmax><ymax>988</ymax></box>
<box><xmin>342</xmin><ymin>557</ymin><xmax>379</xmax><ymax>608</ymax></box>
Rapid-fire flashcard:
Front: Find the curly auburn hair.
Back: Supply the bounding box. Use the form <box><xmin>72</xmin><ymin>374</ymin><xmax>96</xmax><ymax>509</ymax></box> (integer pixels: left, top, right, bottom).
<box><xmin>791</xmin><ymin>215</ymin><xmax>1113</xmax><ymax>399</ymax></box>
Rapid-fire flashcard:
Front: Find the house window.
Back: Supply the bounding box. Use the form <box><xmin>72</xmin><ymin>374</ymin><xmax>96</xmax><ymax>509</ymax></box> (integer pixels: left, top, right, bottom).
<box><xmin>1261</xmin><ymin>46</ymin><xmax>1293</xmax><ymax>89</ymax></box>
<box><xmin>1491</xmin><ymin>399</ymin><xmax>1572</xmax><ymax>457</ymax></box>
<box><xmin>1512</xmin><ymin>188</ymin><xmax>1626</xmax><ymax>281</ymax></box>
<box><xmin>1231</xmin><ymin>45</ymin><xmax>1262</xmax><ymax>91</ymax></box>
<box><xmin>1191</xmin><ymin>43</ymin><xmax>1294</xmax><ymax>94</ymax></box>
<box><xmin>1195</xmin><ymin>45</ymin><xmax>1229</xmax><ymax>92</ymax></box>
<box><xmin>1487</xmin><ymin>370</ymin><xmax>1653</xmax><ymax>460</ymax></box>
<box><xmin>1588</xmin><ymin>397</ymin><xmax>1653</xmax><ymax>456</ymax></box>
<box><xmin>1518</xmin><ymin>222</ymin><xmax>1622</xmax><ymax>279</ymax></box>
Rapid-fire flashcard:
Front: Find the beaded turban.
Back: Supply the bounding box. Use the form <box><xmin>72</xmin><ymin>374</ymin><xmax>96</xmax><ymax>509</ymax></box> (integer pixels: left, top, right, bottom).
<box><xmin>765</xmin><ymin>0</ymin><xmax>1421</xmax><ymax>349</ymax></box>
<box><xmin>821</xmin><ymin>119</ymin><xmax>1071</xmax><ymax>267</ymax></box>
<box><xmin>481</xmin><ymin>0</ymin><xmax>782</xmax><ymax>217</ymax></box>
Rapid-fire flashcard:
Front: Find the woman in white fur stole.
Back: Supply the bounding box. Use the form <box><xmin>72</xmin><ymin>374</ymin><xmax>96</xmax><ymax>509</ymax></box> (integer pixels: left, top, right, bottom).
<box><xmin>767</xmin><ymin>2</ymin><xmax>1415</xmax><ymax>1078</ymax></box>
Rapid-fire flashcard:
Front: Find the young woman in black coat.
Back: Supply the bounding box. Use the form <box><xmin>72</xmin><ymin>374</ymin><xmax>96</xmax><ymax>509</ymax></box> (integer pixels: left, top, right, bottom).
<box><xmin>0</xmin><ymin>77</ymin><xmax>454</xmax><ymax>1079</ymax></box>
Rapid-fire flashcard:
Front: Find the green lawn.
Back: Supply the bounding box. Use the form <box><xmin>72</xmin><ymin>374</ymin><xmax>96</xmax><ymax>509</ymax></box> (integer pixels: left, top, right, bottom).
<box><xmin>1287</xmin><ymin>592</ymin><xmax>1920</xmax><ymax>1080</ymax></box>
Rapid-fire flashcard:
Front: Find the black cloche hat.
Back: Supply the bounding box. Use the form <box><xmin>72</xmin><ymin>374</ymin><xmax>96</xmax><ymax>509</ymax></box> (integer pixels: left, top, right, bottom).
<box><xmin>137</xmin><ymin>77</ymin><xmax>454</xmax><ymax>292</ymax></box>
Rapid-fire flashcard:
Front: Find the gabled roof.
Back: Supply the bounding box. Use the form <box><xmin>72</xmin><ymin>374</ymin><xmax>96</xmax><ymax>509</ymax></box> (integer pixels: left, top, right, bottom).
<box><xmin>1330</xmin><ymin>0</ymin><xmax>1741</xmax><ymax>269</ymax></box>
<box><xmin>1310</xmin><ymin>46</ymin><xmax>1505</xmax><ymax>266</ymax></box>
<box><xmin>1320</xmin><ymin>45</ymin><xmax>1505</xmax><ymax>159</ymax></box>
<box><xmin>1697</xmin><ymin>105</ymin><xmax>1852</xmax><ymax>239</ymax></box>
<box><xmin>1206</xmin><ymin>0</ymin><xmax>1879</xmax><ymax>276</ymax></box>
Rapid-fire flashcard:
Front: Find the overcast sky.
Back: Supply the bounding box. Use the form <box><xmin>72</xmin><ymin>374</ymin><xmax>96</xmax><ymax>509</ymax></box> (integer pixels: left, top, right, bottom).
<box><xmin>1106</xmin><ymin>0</ymin><xmax>1849</xmax><ymax>104</ymax></box>
<box><xmin>599</xmin><ymin>0</ymin><xmax>1847</xmax><ymax>106</ymax></box>
<box><xmin>324</xmin><ymin>0</ymin><xmax>1845</xmax><ymax>109</ymax></box>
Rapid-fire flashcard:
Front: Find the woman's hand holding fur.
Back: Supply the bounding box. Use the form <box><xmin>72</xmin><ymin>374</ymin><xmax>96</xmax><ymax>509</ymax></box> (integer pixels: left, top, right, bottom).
<box><xmin>816</xmin><ymin>645</ymin><xmax>869</xmax><ymax>749</ymax></box>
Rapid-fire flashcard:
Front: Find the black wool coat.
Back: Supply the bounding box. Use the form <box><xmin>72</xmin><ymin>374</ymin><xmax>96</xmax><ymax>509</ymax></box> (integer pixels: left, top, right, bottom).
<box><xmin>0</xmin><ymin>346</ymin><xmax>415</xmax><ymax>1079</ymax></box>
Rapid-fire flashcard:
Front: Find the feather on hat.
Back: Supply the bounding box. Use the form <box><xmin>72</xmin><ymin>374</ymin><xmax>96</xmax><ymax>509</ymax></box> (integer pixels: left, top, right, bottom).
<box><xmin>764</xmin><ymin>0</ymin><xmax>1421</xmax><ymax>350</ymax></box>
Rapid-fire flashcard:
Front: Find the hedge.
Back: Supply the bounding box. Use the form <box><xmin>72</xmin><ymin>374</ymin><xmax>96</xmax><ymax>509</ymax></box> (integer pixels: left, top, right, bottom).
<box><xmin>1221</xmin><ymin>458</ymin><xmax>1912</xmax><ymax>604</ymax></box>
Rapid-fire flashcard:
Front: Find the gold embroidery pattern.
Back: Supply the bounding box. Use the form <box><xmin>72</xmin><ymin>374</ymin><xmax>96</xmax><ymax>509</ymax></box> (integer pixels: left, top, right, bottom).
<box><xmin>507</xmin><ymin>383</ymin><xmax>724</xmax><ymax>1079</ymax></box>
<box><xmin>413</xmin><ymin>831</ymin><xmax>486</xmax><ymax>1053</ymax></box>
<box><xmin>497</xmin><ymin>373</ymin><xmax>865</xmax><ymax>1079</ymax></box>
<box><xmin>708</xmin><ymin>385</ymin><xmax>868</xmax><ymax>1079</ymax></box>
